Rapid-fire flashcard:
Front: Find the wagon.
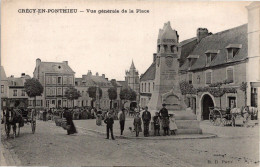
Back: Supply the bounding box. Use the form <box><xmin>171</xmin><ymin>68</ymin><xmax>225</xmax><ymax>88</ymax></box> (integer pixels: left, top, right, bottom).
<box><xmin>4</xmin><ymin>109</ymin><xmax>37</xmax><ymax>138</ymax></box>
<box><xmin>209</xmin><ymin>107</ymin><xmax>233</xmax><ymax>126</ymax></box>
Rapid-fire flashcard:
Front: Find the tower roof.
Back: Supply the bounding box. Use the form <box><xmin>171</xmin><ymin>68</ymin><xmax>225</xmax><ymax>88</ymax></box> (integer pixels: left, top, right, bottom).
<box><xmin>158</xmin><ymin>21</ymin><xmax>178</xmax><ymax>43</ymax></box>
<box><xmin>130</xmin><ymin>60</ymin><xmax>136</xmax><ymax>69</ymax></box>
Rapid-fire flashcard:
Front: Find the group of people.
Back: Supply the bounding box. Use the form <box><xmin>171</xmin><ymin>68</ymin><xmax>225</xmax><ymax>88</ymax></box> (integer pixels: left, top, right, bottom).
<box><xmin>103</xmin><ymin>103</ymin><xmax>178</xmax><ymax>140</ymax></box>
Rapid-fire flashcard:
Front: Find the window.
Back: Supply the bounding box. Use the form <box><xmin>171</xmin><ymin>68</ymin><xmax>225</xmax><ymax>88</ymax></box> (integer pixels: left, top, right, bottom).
<box><xmin>148</xmin><ymin>83</ymin><xmax>150</xmax><ymax>92</ymax></box>
<box><xmin>52</xmin><ymin>76</ymin><xmax>56</xmax><ymax>84</ymax></box>
<box><xmin>58</xmin><ymin>77</ymin><xmax>62</xmax><ymax>85</ymax></box>
<box><xmin>189</xmin><ymin>73</ymin><xmax>192</xmax><ymax>84</ymax></box>
<box><xmin>63</xmin><ymin>88</ymin><xmax>67</xmax><ymax>96</ymax></box>
<box><xmin>21</xmin><ymin>90</ymin><xmax>25</xmax><ymax>96</ymax></box>
<box><xmin>197</xmin><ymin>75</ymin><xmax>201</xmax><ymax>84</ymax></box>
<box><xmin>51</xmin><ymin>88</ymin><xmax>56</xmax><ymax>96</ymax></box>
<box><xmin>1</xmin><ymin>85</ymin><xmax>4</xmax><ymax>93</ymax></box>
<box><xmin>46</xmin><ymin>100</ymin><xmax>50</xmax><ymax>108</ymax></box>
<box><xmin>46</xmin><ymin>88</ymin><xmax>51</xmax><ymax>96</ymax></box>
<box><xmin>227</xmin><ymin>48</ymin><xmax>239</xmax><ymax>60</ymax></box>
<box><xmin>36</xmin><ymin>100</ymin><xmax>42</xmax><ymax>106</ymax></box>
<box><xmin>75</xmin><ymin>81</ymin><xmax>78</xmax><ymax>86</ymax></box>
<box><xmin>82</xmin><ymin>91</ymin><xmax>84</xmax><ymax>96</ymax></box>
<box><xmin>226</xmin><ymin>67</ymin><xmax>234</xmax><ymax>83</ymax></box>
<box><xmin>206</xmin><ymin>53</ymin><xmax>217</xmax><ymax>66</ymax></box>
<box><xmin>57</xmin><ymin>88</ymin><xmax>62</xmax><ymax>95</ymax></box>
<box><xmin>63</xmin><ymin>76</ymin><xmax>67</xmax><ymax>85</ymax></box>
<box><xmin>142</xmin><ymin>83</ymin><xmax>143</xmax><ymax>92</ymax></box>
<box><xmin>46</xmin><ymin>76</ymin><xmax>51</xmax><ymax>84</ymax></box>
<box><xmin>145</xmin><ymin>83</ymin><xmax>146</xmax><ymax>92</ymax></box>
<box><xmin>153</xmin><ymin>82</ymin><xmax>155</xmax><ymax>91</ymax></box>
<box><xmin>13</xmin><ymin>90</ymin><xmax>17</xmax><ymax>96</ymax></box>
<box><xmin>206</xmin><ymin>71</ymin><xmax>212</xmax><ymax>84</ymax></box>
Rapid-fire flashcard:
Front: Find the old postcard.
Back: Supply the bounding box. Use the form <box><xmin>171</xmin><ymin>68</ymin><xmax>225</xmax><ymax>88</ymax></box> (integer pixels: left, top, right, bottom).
<box><xmin>1</xmin><ymin>0</ymin><xmax>259</xmax><ymax>166</ymax></box>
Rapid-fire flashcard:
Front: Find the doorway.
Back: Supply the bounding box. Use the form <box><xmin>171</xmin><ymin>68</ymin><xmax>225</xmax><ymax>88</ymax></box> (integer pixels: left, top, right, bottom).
<box><xmin>202</xmin><ymin>94</ymin><xmax>214</xmax><ymax>120</ymax></box>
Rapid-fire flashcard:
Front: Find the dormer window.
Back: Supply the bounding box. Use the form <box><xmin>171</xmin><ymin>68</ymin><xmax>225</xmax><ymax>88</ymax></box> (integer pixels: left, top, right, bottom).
<box><xmin>187</xmin><ymin>55</ymin><xmax>199</xmax><ymax>68</ymax></box>
<box><xmin>226</xmin><ymin>44</ymin><xmax>242</xmax><ymax>61</ymax></box>
<box><xmin>205</xmin><ymin>50</ymin><xmax>219</xmax><ymax>66</ymax></box>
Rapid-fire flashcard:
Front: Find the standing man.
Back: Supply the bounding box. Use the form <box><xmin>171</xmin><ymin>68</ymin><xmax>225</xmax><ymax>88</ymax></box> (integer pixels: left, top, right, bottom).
<box><xmin>159</xmin><ymin>103</ymin><xmax>170</xmax><ymax>136</ymax></box>
<box><xmin>142</xmin><ymin>106</ymin><xmax>151</xmax><ymax>137</ymax></box>
<box><xmin>118</xmin><ymin>108</ymin><xmax>126</xmax><ymax>135</ymax></box>
<box><xmin>104</xmin><ymin>112</ymin><xmax>115</xmax><ymax>140</ymax></box>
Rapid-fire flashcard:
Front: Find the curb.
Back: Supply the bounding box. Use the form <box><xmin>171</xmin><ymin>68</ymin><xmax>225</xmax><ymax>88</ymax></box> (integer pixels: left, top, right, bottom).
<box><xmin>82</xmin><ymin>127</ymin><xmax>217</xmax><ymax>140</ymax></box>
<box><xmin>1</xmin><ymin>140</ymin><xmax>21</xmax><ymax>166</ymax></box>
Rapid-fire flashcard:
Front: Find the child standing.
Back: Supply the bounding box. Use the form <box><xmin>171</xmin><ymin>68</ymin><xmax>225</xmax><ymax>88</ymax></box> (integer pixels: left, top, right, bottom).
<box><xmin>153</xmin><ymin>112</ymin><xmax>160</xmax><ymax>136</ymax></box>
<box><xmin>169</xmin><ymin>114</ymin><xmax>178</xmax><ymax>135</ymax></box>
<box><xmin>133</xmin><ymin>112</ymin><xmax>142</xmax><ymax>137</ymax></box>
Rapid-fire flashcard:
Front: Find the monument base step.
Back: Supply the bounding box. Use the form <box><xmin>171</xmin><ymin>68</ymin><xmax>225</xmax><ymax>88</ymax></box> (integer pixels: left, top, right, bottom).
<box><xmin>176</xmin><ymin>129</ymin><xmax>202</xmax><ymax>134</ymax></box>
<box><xmin>176</xmin><ymin>120</ymin><xmax>200</xmax><ymax>129</ymax></box>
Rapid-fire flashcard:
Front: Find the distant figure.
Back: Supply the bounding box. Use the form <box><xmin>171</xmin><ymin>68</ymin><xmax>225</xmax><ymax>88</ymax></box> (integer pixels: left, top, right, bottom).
<box><xmin>63</xmin><ymin>108</ymin><xmax>77</xmax><ymax>135</ymax></box>
<box><xmin>133</xmin><ymin>112</ymin><xmax>142</xmax><ymax>137</ymax></box>
<box><xmin>104</xmin><ymin>112</ymin><xmax>115</xmax><ymax>140</ymax></box>
<box><xmin>43</xmin><ymin>110</ymin><xmax>47</xmax><ymax>121</ymax></box>
<box><xmin>153</xmin><ymin>112</ymin><xmax>161</xmax><ymax>136</ymax></box>
<box><xmin>169</xmin><ymin>114</ymin><xmax>178</xmax><ymax>135</ymax></box>
<box><xmin>159</xmin><ymin>103</ymin><xmax>170</xmax><ymax>136</ymax></box>
<box><xmin>142</xmin><ymin>106</ymin><xmax>151</xmax><ymax>137</ymax></box>
<box><xmin>118</xmin><ymin>108</ymin><xmax>126</xmax><ymax>135</ymax></box>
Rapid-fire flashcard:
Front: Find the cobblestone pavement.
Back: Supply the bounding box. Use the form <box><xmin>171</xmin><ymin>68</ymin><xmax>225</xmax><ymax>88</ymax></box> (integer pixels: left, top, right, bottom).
<box><xmin>1</xmin><ymin>118</ymin><xmax>259</xmax><ymax>167</ymax></box>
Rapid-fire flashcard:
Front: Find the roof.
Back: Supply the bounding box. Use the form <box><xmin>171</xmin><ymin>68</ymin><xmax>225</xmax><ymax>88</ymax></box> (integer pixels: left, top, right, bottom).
<box><xmin>39</xmin><ymin>62</ymin><xmax>75</xmax><ymax>74</ymax></box>
<box><xmin>140</xmin><ymin>62</ymin><xmax>156</xmax><ymax>81</ymax></box>
<box><xmin>117</xmin><ymin>81</ymin><xmax>129</xmax><ymax>89</ymax></box>
<box><xmin>187</xmin><ymin>55</ymin><xmax>200</xmax><ymax>59</ymax></box>
<box><xmin>130</xmin><ymin>60</ymin><xmax>136</xmax><ymax>69</ymax></box>
<box><xmin>179</xmin><ymin>37</ymin><xmax>197</xmax><ymax>47</ymax></box>
<box><xmin>178</xmin><ymin>37</ymin><xmax>198</xmax><ymax>67</ymax></box>
<box><xmin>7</xmin><ymin>76</ymin><xmax>31</xmax><ymax>87</ymax></box>
<box><xmin>181</xmin><ymin>24</ymin><xmax>248</xmax><ymax>71</ymax></box>
<box><xmin>75</xmin><ymin>74</ymin><xmax>112</xmax><ymax>87</ymax></box>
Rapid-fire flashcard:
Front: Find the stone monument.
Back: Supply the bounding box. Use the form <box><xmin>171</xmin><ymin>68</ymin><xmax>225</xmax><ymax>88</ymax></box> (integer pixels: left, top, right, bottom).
<box><xmin>147</xmin><ymin>22</ymin><xmax>202</xmax><ymax>134</ymax></box>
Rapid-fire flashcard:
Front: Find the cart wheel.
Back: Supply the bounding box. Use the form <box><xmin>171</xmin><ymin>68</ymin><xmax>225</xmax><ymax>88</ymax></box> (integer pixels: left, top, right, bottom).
<box><xmin>209</xmin><ymin>113</ymin><xmax>214</xmax><ymax>123</ymax></box>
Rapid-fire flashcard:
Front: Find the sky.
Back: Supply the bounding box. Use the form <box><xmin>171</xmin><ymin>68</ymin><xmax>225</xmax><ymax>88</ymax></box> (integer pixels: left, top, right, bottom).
<box><xmin>1</xmin><ymin>0</ymin><xmax>251</xmax><ymax>81</ymax></box>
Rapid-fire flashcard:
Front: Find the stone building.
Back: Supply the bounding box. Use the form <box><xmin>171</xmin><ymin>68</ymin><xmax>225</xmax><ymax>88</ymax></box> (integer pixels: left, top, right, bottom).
<box><xmin>1</xmin><ymin>66</ymin><xmax>31</xmax><ymax>109</ymax></box>
<box><xmin>32</xmin><ymin>58</ymin><xmax>75</xmax><ymax>109</ymax></box>
<box><xmin>74</xmin><ymin>71</ymin><xmax>122</xmax><ymax>110</ymax></box>
<box><xmin>140</xmin><ymin>2</ymin><xmax>260</xmax><ymax>121</ymax></box>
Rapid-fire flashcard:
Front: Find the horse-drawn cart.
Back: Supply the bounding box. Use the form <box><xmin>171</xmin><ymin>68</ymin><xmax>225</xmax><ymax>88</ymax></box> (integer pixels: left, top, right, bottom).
<box><xmin>209</xmin><ymin>107</ymin><xmax>233</xmax><ymax>126</ymax></box>
<box><xmin>3</xmin><ymin>109</ymin><xmax>36</xmax><ymax>138</ymax></box>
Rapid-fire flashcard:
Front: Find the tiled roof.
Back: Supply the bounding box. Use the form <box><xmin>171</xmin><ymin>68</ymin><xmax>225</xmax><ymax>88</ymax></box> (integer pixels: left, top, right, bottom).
<box><xmin>117</xmin><ymin>81</ymin><xmax>129</xmax><ymax>89</ymax></box>
<box><xmin>75</xmin><ymin>75</ymin><xmax>112</xmax><ymax>87</ymax></box>
<box><xmin>181</xmin><ymin>24</ymin><xmax>248</xmax><ymax>71</ymax></box>
<box><xmin>8</xmin><ymin>76</ymin><xmax>31</xmax><ymax>87</ymax></box>
<box><xmin>178</xmin><ymin>37</ymin><xmax>198</xmax><ymax>67</ymax></box>
<box><xmin>39</xmin><ymin>62</ymin><xmax>75</xmax><ymax>74</ymax></box>
<box><xmin>140</xmin><ymin>62</ymin><xmax>156</xmax><ymax>81</ymax></box>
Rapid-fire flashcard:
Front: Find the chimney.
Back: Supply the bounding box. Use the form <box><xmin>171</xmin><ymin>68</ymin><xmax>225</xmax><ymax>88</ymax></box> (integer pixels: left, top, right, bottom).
<box><xmin>102</xmin><ymin>74</ymin><xmax>105</xmax><ymax>78</ymax></box>
<box><xmin>153</xmin><ymin>53</ymin><xmax>157</xmax><ymax>62</ymax></box>
<box><xmin>10</xmin><ymin>75</ymin><xmax>14</xmax><ymax>78</ymax></box>
<box><xmin>36</xmin><ymin>58</ymin><xmax>41</xmax><ymax>67</ymax></box>
<box><xmin>105</xmin><ymin>78</ymin><xmax>108</xmax><ymax>81</ymax></box>
<box><xmin>87</xmin><ymin>70</ymin><xmax>92</xmax><ymax>76</ymax></box>
<box><xmin>21</xmin><ymin>73</ymin><xmax>25</xmax><ymax>77</ymax></box>
<box><xmin>63</xmin><ymin>61</ymin><xmax>68</xmax><ymax>65</ymax></box>
<box><xmin>197</xmin><ymin>28</ymin><xmax>210</xmax><ymax>42</ymax></box>
<box><xmin>96</xmin><ymin>72</ymin><xmax>99</xmax><ymax>76</ymax></box>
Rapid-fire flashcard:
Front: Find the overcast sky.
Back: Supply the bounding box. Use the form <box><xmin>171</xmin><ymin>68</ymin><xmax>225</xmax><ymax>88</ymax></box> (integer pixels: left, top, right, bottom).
<box><xmin>2</xmin><ymin>0</ymin><xmax>250</xmax><ymax>80</ymax></box>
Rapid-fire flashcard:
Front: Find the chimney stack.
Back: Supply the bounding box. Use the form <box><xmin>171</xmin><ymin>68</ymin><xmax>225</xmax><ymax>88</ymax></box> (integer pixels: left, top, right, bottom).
<box><xmin>87</xmin><ymin>70</ymin><xmax>92</xmax><ymax>76</ymax></box>
<box><xmin>21</xmin><ymin>73</ymin><xmax>25</xmax><ymax>77</ymax></box>
<box><xmin>96</xmin><ymin>72</ymin><xmax>99</xmax><ymax>76</ymax></box>
<box><xmin>63</xmin><ymin>61</ymin><xmax>68</xmax><ymax>65</ymax></box>
<box><xmin>36</xmin><ymin>58</ymin><xmax>41</xmax><ymax>67</ymax></box>
<box><xmin>102</xmin><ymin>74</ymin><xmax>105</xmax><ymax>78</ymax></box>
<box><xmin>197</xmin><ymin>28</ymin><xmax>210</xmax><ymax>42</ymax></box>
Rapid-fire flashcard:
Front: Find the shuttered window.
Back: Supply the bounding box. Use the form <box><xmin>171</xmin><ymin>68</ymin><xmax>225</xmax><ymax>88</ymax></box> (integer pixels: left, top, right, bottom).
<box><xmin>189</xmin><ymin>73</ymin><xmax>192</xmax><ymax>84</ymax></box>
<box><xmin>206</xmin><ymin>72</ymin><xmax>212</xmax><ymax>84</ymax></box>
<box><xmin>227</xmin><ymin>68</ymin><xmax>234</xmax><ymax>83</ymax></box>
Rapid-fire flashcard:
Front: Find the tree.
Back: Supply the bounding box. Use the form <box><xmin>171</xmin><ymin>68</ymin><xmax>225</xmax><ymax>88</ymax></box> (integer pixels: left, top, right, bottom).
<box><xmin>24</xmin><ymin>78</ymin><xmax>43</xmax><ymax>108</ymax></box>
<box><xmin>108</xmin><ymin>87</ymin><xmax>117</xmax><ymax>109</ymax></box>
<box><xmin>64</xmin><ymin>86</ymin><xmax>81</xmax><ymax>108</ymax></box>
<box><xmin>87</xmin><ymin>86</ymin><xmax>102</xmax><ymax>107</ymax></box>
<box><xmin>119</xmin><ymin>88</ymin><xmax>137</xmax><ymax>105</ymax></box>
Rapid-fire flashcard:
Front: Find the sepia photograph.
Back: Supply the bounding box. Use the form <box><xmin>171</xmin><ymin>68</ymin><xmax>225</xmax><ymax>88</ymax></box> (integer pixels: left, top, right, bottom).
<box><xmin>0</xmin><ymin>0</ymin><xmax>259</xmax><ymax>166</ymax></box>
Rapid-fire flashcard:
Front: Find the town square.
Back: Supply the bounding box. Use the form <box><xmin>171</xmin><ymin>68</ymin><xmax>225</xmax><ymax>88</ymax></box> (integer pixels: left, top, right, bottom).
<box><xmin>1</xmin><ymin>1</ymin><xmax>260</xmax><ymax>167</ymax></box>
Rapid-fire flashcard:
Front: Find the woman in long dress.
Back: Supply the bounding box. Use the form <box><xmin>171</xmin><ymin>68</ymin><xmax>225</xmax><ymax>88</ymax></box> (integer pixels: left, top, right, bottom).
<box><xmin>63</xmin><ymin>108</ymin><xmax>77</xmax><ymax>135</ymax></box>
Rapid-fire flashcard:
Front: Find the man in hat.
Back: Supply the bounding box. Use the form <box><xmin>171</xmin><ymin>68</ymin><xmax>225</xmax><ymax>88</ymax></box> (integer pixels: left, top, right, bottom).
<box><xmin>133</xmin><ymin>111</ymin><xmax>142</xmax><ymax>137</ymax></box>
<box><xmin>142</xmin><ymin>106</ymin><xmax>151</xmax><ymax>137</ymax></box>
<box><xmin>159</xmin><ymin>103</ymin><xmax>170</xmax><ymax>136</ymax></box>
<box><xmin>104</xmin><ymin>112</ymin><xmax>115</xmax><ymax>140</ymax></box>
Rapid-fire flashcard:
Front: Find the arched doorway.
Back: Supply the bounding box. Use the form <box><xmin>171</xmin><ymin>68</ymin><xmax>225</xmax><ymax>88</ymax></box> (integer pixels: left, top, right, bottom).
<box><xmin>201</xmin><ymin>94</ymin><xmax>214</xmax><ymax>120</ymax></box>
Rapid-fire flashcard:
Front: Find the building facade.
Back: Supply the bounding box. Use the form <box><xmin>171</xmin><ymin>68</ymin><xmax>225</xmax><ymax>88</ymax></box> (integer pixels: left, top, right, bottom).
<box><xmin>32</xmin><ymin>58</ymin><xmax>75</xmax><ymax>109</ymax></box>
<box><xmin>140</xmin><ymin>2</ymin><xmax>260</xmax><ymax>120</ymax></box>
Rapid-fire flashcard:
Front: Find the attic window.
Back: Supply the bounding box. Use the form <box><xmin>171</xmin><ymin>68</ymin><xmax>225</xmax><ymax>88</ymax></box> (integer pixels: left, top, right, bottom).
<box><xmin>226</xmin><ymin>44</ymin><xmax>242</xmax><ymax>60</ymax></box>
<box><xmin>187</xmin><ymin>55</ymin><xmax>199</xmax><ymax>67</ymax></box>
<box><xmin>58</xmin><ymin>66</ymin><xmax>61</xmax><ymax>69</ymax></box>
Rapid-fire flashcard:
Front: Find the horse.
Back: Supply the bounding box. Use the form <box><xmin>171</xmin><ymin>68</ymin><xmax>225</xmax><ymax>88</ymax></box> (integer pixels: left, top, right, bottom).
<box><xmin>4</xmin><ymin>109</ymin><xmax>23</xmax><ymax>138</ymax></box>
<box><xmin>230</xmin><ymin>106</ymin><xmax>258</xmax><ymax>127</ymax></box>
